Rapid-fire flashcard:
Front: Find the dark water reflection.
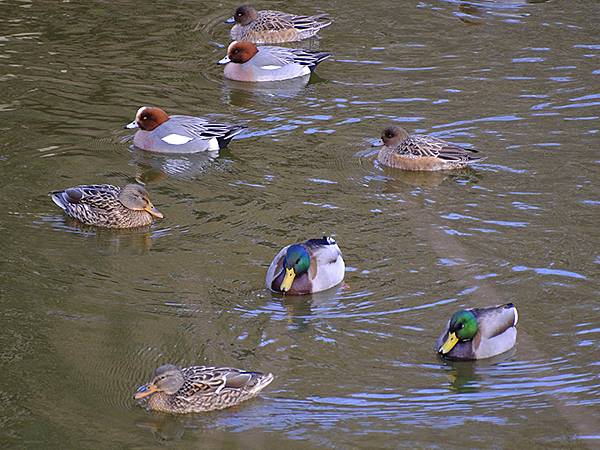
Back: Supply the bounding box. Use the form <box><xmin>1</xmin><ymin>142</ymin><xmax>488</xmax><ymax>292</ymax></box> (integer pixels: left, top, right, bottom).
<box><xmin>1</xmin><ymin>0</ymin><xmax>599</xmax><ymax>448</ymax></box>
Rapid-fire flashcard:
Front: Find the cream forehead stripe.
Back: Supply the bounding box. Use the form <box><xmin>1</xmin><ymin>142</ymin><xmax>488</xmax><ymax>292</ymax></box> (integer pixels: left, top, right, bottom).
<box><xmin>161</xmin><ymin>134</ymin><xmax>193</xmax><ymax>145</ymax></box>
<box><xmin>136</xmin><ymin>106</ymin><xmax>150</xmax><ymax>117</ymax></box>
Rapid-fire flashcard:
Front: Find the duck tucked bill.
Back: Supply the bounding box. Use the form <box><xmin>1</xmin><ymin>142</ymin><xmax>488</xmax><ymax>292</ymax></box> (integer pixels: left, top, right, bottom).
<box><xmin>226</xmin><ymin>4</ymin><xmax>332</xmax><ymax>44</ymax></box>
<box><xmin>134</xmin><ymin>364</ymin><xmax>274</xmax><ymax>414</ymax></box>
<box><xmin>126</xmin><ymin>106</ymin><xmax>245</xmax><ymax>153</ymax></box>
<box><xmin>218</xmin><ymin>41</ymin><xmax>331</xmax><ymax>82</ymax></box>
<box><xmin>266</xmin><ymin>236</ymin><xmax>345</xmax><ymax>295</ymax></box>
<box><xmin>436</xmin><ymin>303</ymin><xmax>518</xmax><ymax>360</ymax></box>
<box><xmin>51</xmin><ymin>184</ymin><xmax>163</xmax><ymax>228</ymax></box>
<box><xmin>378</xmin><ymin>126</ymin><xmax>484</xmax><ymax>171</ymax></box>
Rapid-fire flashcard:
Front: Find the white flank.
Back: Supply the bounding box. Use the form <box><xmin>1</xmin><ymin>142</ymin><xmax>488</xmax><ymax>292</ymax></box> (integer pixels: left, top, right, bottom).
<box><xmin>207</xmin><ymin>137</ymin><xmax>220</xmax><ymax>151</ymax></box>
<box><xmin>513</xmin><ymin>306</ymin><xmax>519</xmax><ymax>326</ymax></box>
<box><xmin>260</xmin><ymin>65</ymin><xmax>282</xmax><ymax>70</ymax></box>
<box><xmin>161</xmin><ymin>134</ymin><xmax>193</xmax><ymax>145</ymax></box>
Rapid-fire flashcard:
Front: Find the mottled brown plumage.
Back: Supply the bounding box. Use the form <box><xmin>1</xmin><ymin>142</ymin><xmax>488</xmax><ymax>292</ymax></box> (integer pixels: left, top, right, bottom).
<box><xmin>51</xmin><ymin>184</ymin><xmax>163</xmax><ymax>228</ymax></box>
<box><xmin>134</xmin><ymin>364</ymin><xmax>274</xmax><ymax>414</ymax></box>
<box><xmin>378</xmin><ymin>126</ymin><xmax>484</xmax><ymax>171</ymax></box>
<box><xmin>229</xmin><ymin>5</ymin><xmax>332</xmax><ymax>44</ymax></box>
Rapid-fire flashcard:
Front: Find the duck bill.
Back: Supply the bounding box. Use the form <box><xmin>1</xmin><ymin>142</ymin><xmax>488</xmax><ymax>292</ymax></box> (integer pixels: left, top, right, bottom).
<box><xmin>224</xmin><ymin>16</ymin><xmax>235</xmax><ymax>24</ymax></box>
<box><xmin>134</xmin><ymin>383</ymin><xmax>158</xmax><ymax>399</ymax></box>
<box><xmin>145</xmin><ymin>203</ymin><xmax>164</xmax><ymax>219</ymax></box>
<box><xmin>217</xmin><ymin>55</ymin><xmax>230</xmax><ymax>65</ymax></box>
<box><xmin>125</xmin><ymin>120</ymin><xmax>139</xmax><ymax>129</ymax></box>
<box><xmin>279</xmin><ymin>268</ymin><xmax>296</xmax><ymax>293</ymax></box>
<box><xmin>439</xmin><ymin>332</ymin><xmax>459</xmax><ymax>355</ymax></box>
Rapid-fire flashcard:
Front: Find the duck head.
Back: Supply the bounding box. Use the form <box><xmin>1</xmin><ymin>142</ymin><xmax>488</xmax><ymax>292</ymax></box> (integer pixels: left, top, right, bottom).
<box><xmin>438</xmin><ymin>310</ymin><xmax>478</xmax><ymax>355</ymax></box>
<box><xmin>126</xmin><ymin>106</ymin><xmax>170</xmax><ymax>131</ymax></box>
<box><xmin>134</xmin><ymin>364</ymin><xmax>185</xmax><ymax>399</ymax></box>
<box><xmin>381</xmin><ymin>126</ymin><xmax>410</xmax><ymax>147</ymax></box>
<box><xmin>218</xmin><ymin>41</ymin><xmax>258</xmax><ymax>65</ymax></box>
<box><xmin>225</xmin><ymin>5</ymin><xmax>258</xmax><ymax>25</ymax></box>
<box><xmin>119</xmin><ymin>184</ymin><xmax>163</xmax><ymax>219</ymax></box>
<box><xmin>279</xmin><ymin>244</ymin><xmax>311</xmax><ymax>293</ymax></box>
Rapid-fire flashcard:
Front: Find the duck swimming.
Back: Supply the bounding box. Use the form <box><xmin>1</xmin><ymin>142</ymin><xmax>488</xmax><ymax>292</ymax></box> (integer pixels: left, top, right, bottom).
<box><xmin>437</xmin><ymin>303</ymin><xmax>518</xmax><ymax>360</ymax></box>
<box><xmin>266</xmin><ymin>236</ymin><xmax>345</xmax><ymax>295</ymax></box>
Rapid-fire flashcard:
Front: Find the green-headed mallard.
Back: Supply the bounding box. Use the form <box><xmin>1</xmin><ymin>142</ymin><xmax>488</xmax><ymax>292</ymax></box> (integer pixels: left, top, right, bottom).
<box><xmin>437</xmin><ymin>303</ymin><xmax>518</xmax><ymax>360</ymax></box>
<box><xmin>51</xmin><ymin>184</ymin><xmax>163</xmax><ymax>228</ymax></box>
<box><xmin>134</xmin><ymin>364</ymin><xmax>274</xmax><ymax>414</ymax></box>
<box><xmin>378</xmin><ymin>126</ymin><xmax>484</xmax><ymax>171</ymax></box>
<box><xmin>266</xmin><ymin>236</ymin><xmax>345</xmax><ymax>295</ymax></box>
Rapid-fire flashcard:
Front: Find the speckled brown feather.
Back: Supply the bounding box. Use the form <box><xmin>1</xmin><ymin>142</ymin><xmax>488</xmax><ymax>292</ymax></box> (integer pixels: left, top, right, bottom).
<box><xmin>51</xmin><ymin>184</ymin><xmax>155</xmax><ymax>228</ymax></box>
<box><xmin>231</xmin><ymin>10</ymin><xmax>332</xmax><ymax>44</ymax></box>
<box><xmin>145</xmin><ymin>366</ymin><xmax>274</xmax><ymax>414</ymax></box>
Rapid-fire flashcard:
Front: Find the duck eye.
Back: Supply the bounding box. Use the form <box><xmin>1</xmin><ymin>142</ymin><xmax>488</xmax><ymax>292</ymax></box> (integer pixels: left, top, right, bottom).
<box><xmin>142</xmin><ymin>115</ymin><xmax>148</xmax><ymax>121</ymax></box>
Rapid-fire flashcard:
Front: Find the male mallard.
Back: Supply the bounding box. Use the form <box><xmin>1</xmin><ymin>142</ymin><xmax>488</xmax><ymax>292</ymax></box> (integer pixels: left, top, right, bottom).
<box><xmin>437</xmin><ymin>303</ymin><xmax>518</xmax><ymax>360</ymax></box>
<box><xmin>266</xmin><ymin>236</ymin><xmax>345</xmax><ymax>295</ymax></box>
<box><xmin>51</xmin><ymin>184</ymin><xmax>163</xmax><ymax>228</ymax></box>
<box><xmin>134</xmin><ymin>364</ymin><xmax>274</xmax><ymax>414</ymax></box>
<box><xmin>378</xmin><ymin>126</ymin><xmax>484</xmax><ymax>171</ymax></box>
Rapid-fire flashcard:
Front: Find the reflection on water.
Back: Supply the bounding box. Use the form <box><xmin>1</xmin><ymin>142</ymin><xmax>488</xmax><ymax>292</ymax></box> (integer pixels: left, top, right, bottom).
<box><xmin>1</xmin><ymin>0</ymin><xmax>599</xmax><ymax>448</ymax></box>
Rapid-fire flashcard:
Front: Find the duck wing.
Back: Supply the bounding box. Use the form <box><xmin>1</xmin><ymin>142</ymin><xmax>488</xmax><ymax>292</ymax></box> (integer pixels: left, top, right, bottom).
<box><xmin>400</xmin><ymin>135</ymin><xmax>480</xmax><ymax>162</ymax></box>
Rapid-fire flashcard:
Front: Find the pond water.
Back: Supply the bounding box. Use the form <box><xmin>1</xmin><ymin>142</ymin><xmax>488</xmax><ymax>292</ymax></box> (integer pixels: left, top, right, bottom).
<box><xmin>1</xmin><ymin>0</ymin><xmax>599</xmax><ymax>448</ymax></box>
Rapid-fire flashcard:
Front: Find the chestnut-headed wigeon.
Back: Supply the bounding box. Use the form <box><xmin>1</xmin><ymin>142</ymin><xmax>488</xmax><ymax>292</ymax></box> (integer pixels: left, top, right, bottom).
<box><xmin>217</xmin><ymin>41</ymin><xmax>331</xmax><ymax>82</ymax></box>
<box><xmin>225</xmin><ymin>4</ymin><xmax>332</xmax><ymax>44</ymax></box>
<box><xmin>125</xmin><ymin>107</ymin><xmax>245</xmax><ymax>154</ymax></box>
<box><xmin>377</xmin><ymin>126</ymin><xmax>485</xmax><ymax>171</ymax></box>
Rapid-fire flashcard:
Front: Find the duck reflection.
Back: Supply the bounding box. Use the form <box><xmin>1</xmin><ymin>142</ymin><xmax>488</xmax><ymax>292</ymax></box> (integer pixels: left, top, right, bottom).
<box><xmin>277</xmin><ymin>284</ymin><xmax>345</xmax><ymax>331</ymax></box>
<box><xmin>131</xmin><ymin>147</ymin><xmax>220</xmax><ymax>182</ymax></box>
<box><xmin>441</xmin><ymin>346</ymin><xmax>517</xmax><ymax>393</ymax></box>
<box><xmin>222</xmin><ymin>74</ymin><xmax>327</xmax><ymax>108</ymax></box>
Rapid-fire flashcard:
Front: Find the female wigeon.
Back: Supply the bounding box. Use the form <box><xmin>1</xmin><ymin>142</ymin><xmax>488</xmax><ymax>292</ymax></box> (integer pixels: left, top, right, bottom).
<box><xmin>218</xmin><ymin>41</ymin><xmax>331</xmax><ymax>82</ymax></box>
<box><xmin>125</xmin><ymin>107</ymin><xmax>245</xmax><ymax>153</ymax></box>
<box><xmin>226</xmin><ymin>4</ymin><xmax>332</xmax><ymax>44</ymax></box>
<box><xmin>378</xmin><ymin>126</ymin><xmax>484</xmax><ymax>171</ymax></box>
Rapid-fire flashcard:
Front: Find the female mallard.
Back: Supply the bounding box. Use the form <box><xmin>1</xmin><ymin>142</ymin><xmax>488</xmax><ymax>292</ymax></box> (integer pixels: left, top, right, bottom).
<box><xmin>378</xmin><ymin>126</ymin><xmax>484</xmax><ymax>171</ymax></box>
<box><xmin>266</xmin><ymin>236</ymin><xmax>345</xmax><ymax>295</ymax></box>
<box><xmin>437</xmin><ymin>303</ymin><xmax>518</xmax><ymax>360</ymax></box>
<box><xmin>51</xmin><ymin>184</ymin><xmax>163</xmax><ymax>228</ymax></box>
<box><xmin>134</xmin><ymin>364</ymin><xmax>274</xmax><ymax>414</ymax></box>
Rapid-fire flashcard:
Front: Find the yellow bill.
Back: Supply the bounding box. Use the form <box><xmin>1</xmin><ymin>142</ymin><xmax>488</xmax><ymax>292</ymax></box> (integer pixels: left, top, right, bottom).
<box><xmin>439</xmin><ymin>332</ymin><xmax>459</xmax><ymax>354</ymax></box>
<box><xmin>280</xmin><ymin>267</ymin><xmax>296</xmax><ymax>292</ymax></box>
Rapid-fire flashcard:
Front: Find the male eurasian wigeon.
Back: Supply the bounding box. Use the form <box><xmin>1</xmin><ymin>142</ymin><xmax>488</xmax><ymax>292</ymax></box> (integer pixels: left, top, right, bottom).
<box><xmin>218</xmin><ymin>41</ymin><xmax>331</xmax><ymax>82</ymax></box>
<box><xmin>125</xmin><ymin>107</ymin><xmax>245</xmax><ymax>153</ymax></box>
<box><xmin>51</xmin><ymin>184</ymin><xmax>163</xmax><ymax>228</ymax></box>
<box><xmin>226</xmin><ymin>4</ymin><xmax>332</xmax><ymax>44</ymax></box>
<box><xmin>378</xmin><ymin>126</ymin><xmax>484</xmax><ymax>171</ymax></box>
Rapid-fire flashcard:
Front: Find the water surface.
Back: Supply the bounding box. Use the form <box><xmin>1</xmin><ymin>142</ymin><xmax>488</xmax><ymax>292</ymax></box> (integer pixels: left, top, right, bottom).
<box><xmin>1</xmin><ymin>0</ymin><xmax>599</xmax><ymax>448</ymax></box>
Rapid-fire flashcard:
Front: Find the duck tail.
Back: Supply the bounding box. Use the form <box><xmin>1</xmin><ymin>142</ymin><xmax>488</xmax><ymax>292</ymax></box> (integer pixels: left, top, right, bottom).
<box><xmin>50</xmin><ymin>191</ymin><xmax>68</xmax><ymax>211</ymax></box>
<box><xmin>216</xmin><ymin>125</ymin><xmax>246</xmax><ymax>149</ymax></box>
<box><xmin>309</xmin><ymin>52</ymin><xmax>332</xmax><ymax>72</ymax></box>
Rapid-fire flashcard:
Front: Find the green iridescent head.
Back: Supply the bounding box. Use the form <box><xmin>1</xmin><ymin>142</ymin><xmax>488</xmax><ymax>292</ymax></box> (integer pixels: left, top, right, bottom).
<box><xmin>279</xmin><ymin>245</ymin><xmax>310</xmax><ymax>292</ymax></box>
<box><xmin>439</xmin><ymin>310</ymin><xmax>478</xmax><ymax>354</ymax></box>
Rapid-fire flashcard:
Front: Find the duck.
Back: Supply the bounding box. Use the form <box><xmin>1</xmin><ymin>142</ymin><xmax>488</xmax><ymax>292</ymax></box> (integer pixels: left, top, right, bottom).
<box><xmin>134</xmin><ymin>364</ymin><xmax>274</xmax><ymax>414</ymax></box>
<box><xmin>226</xmin><ymin>4</ymin><xmax>332</xmax><ymax>44</ymax></box>
<box><xmin>125</xmin><ymin>106</ymin><xmax>245</xmax><ymax>153</ymax></box>
<box><xmin>266</xmin><ymin>236</ymin><xmax>345</xmax><ymax>295</ymax></box>
<box><xmin>436</xmin><ymin>303</ymin><xmax>518</xmax><ymax>360</ymax></box>
<box><xmin>378</xmin><ymin>126</ymin><xmax>484</xmax><ymax>171</ymax></box>
<box><xmin>51</xmin><ymin>184</ymin><xmax>163</xmax><ymax>228</ymax></box>
<box><xmin>218</xmin><ymin>41</ymin><xmax>331</xmax><ymax>82</ymax></box>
